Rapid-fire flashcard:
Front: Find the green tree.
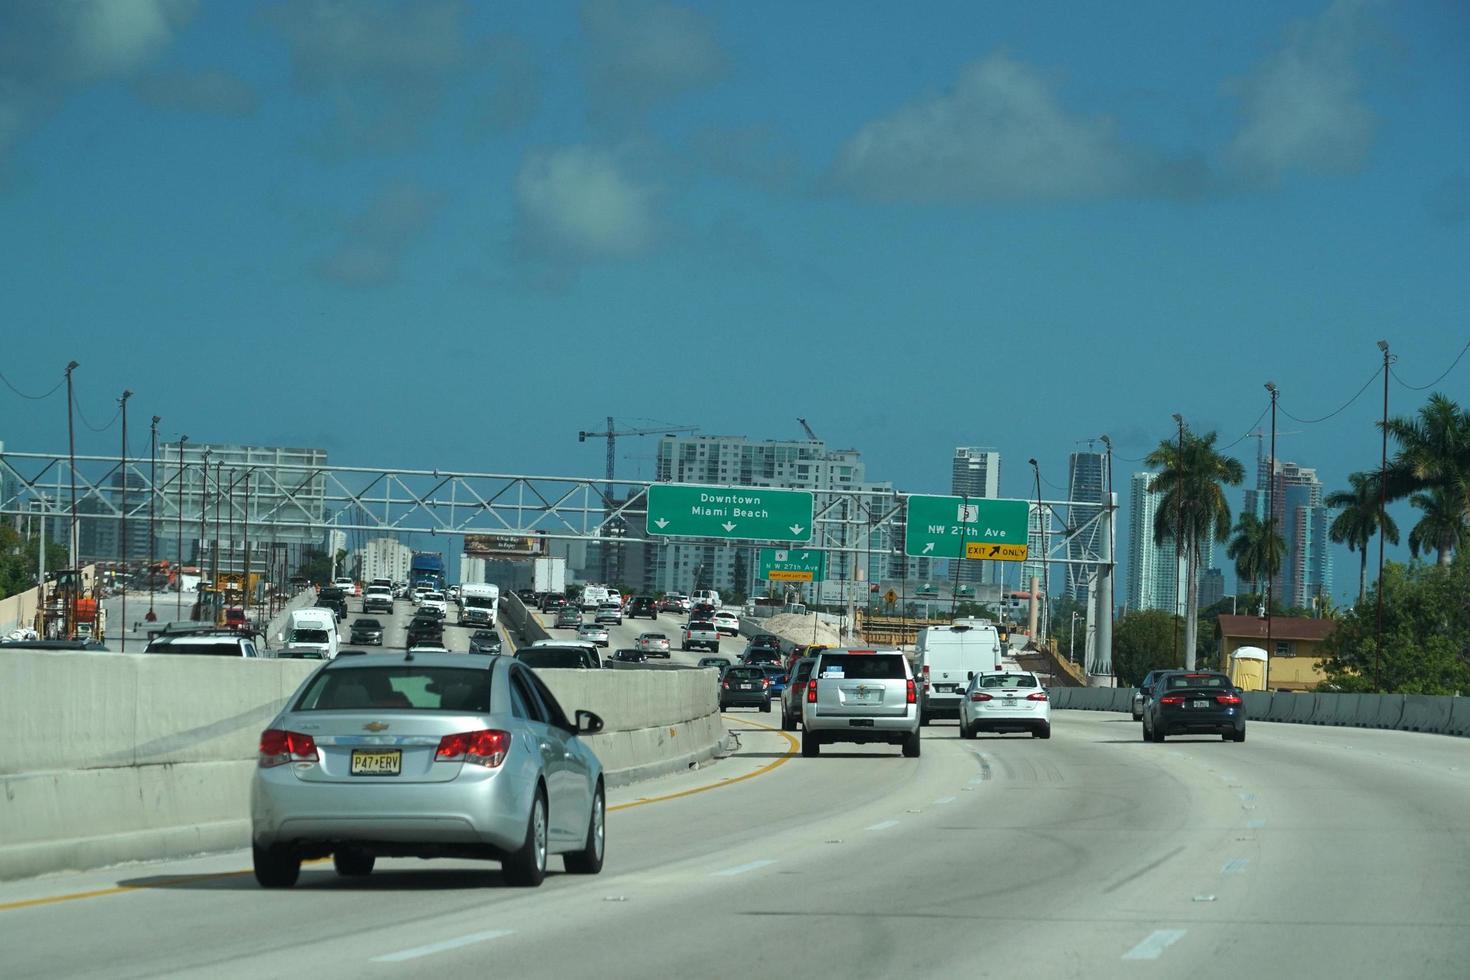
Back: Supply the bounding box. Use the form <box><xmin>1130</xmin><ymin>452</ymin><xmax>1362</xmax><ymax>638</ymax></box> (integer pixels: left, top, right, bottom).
<box><xmin>1226</xmin><ymin>512</ymin><xmax>1285</xmax><ymax>599</ymax></box>
<box><xmin>1381</xmin><ymin>393</ymin><xmax>1470</xmax><ymax>525</ymax></box>
<box><xmin>1406</xmin><ymin>486</ymin><xmax>1468</xmax><ymax>566</ymax></box>
<box><xmin>1145</xmin><ymin>430</ymin><xmax>1245</xmax><ymax>669</ymax></box>
<box><xmin>0</xmin><ymin>518</ymin><xmax>69</xmax><ymax>601</ymax></box>
<box><xmin>1321</xmin><ymin>560</ymin><xmax>1470</xmax><ymax>694</ymax></box>
<box><xmin>1326</xmin><ymin>471</ymin><xmax>1401</xmax><ymax>603</ymax></box>
<box><xmin>295</xmin><ymin>548</ymin><xmax>333</xmax><ymax>585</ymax></box>
<box><xmin>1112</xmin><ymin>609</ymin><xmax>1184</xmax><ymax>687</ymax></box>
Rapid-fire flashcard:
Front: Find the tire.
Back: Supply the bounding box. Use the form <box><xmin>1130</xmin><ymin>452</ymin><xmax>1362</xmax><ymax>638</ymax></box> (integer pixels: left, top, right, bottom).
<box><xmin>801</xmin><ymin>733</ymin><xmax>820</xmax><ymax>757</ymax></box>
<box><xmin>958</xmin><ymin>720</ymin><xmax>974</xmax><ymax>739</ymax></box>
<box><xmin>902</xmin><ymin>729</ymin><xmax>922</xmax><ymax>758</ymax></box>
<box><xmin>780</xmin><ymin>711</ymin><xmax>795</xmax><ymax>732</ymax></box>
<box><xmin>1131</xmin><ymin>711</ymin><xmax>1142</xmax><ymax>722</ymax></box>
<box><xmin>920</xmin><ymin>712</ymin><xmax>931</xmax><ymax>727</ymax></box>
<box><xmin>1234</xmin><ymin>729</ymin><xmax>1247</xmax><ymax>743</ymax></box>
<box><xmin>252</xmin><ymin>844</ymin><xmax>300</xmax><ymax>889</ymax></box>
<box><xmin>1035</xmin><ymin>725</ymin><xmax>1051</xmax><ymax>740</ymax></box>
<box><xmin>333</xmin><ymin>847</ymin><xmax>375</xmax><ymax>877</ymax></box>
<box><xmin>1141</xmin><ymin>722</ymin><xmax>1151</xmax><ymax>742</ymax></box>
<box><xmin>760</xmin><ymin>700</ymin><xmax>772</xmax><ymax>713</ymax></box>
<box><xmin>563</xmin><ymin>782</ymin><xmax>605</xmax><ymax>875</ymax></box>
<box><xmin>1151</xmin><ymin>725</ymin><xmax>1166</xmax><ymax>743</ymax></box>
<box><xmin>503</xmin><ymin>789</ymin><xmax>548</xmax><ymax>887</ymax></box>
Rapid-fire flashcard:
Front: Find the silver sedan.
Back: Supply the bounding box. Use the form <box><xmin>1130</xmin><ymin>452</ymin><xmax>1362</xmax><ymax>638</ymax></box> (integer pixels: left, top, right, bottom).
<box><xmin>250</xmin><ymin>653</ymin><xmax>606</xmax><ymax>888</ymax></box>
<box><xmin>578</xmin><ymin>623</ymin><xmax>611</xmax><ymax>648</ymax></box>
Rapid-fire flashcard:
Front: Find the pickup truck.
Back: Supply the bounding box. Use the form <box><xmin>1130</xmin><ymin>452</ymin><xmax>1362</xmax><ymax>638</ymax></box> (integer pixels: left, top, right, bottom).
<box><xmin>681</xmin><ymin>620</ymin><xmax>720</xmax><ymax>653</ymax></box>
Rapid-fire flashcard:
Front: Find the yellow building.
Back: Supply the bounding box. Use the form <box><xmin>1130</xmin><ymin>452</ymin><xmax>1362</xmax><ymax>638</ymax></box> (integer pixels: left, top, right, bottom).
<box><xmin>1216</xmin><ymin>615</ymin><xmax>1336</xmax><ymax>692</ymax></box>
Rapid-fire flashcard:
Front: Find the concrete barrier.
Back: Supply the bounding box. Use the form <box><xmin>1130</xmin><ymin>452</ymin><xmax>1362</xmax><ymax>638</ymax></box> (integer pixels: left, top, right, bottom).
<box><xmin>1395</xmin><ymin>695</ymin><xmax>1449</xmax><ymax>734</ymax></box>
<box><xmin>1266</xmin><ymin>693</ymin><xmax>1296</xmax><ymax>722</ymax></box>
<box><xmin>1366</xmin><ymin>693</ymin><xmax>1406</xmax><ymax>729</ymax></box>
<box><xmin>0</xmin><ymin>649</ymin><xmax>723</xmax><ymax>881</ymax></box>
<box><xmin>1318</xmin><ymin>692</ymin><xmax>1359</xmax><ymax>726</ymax></box>
<box><xmin>500</xmin><ymin>592</ymin><xmax>549</xmax><ymax>648</ymax></box>
<box><xmin>1445</xmin><ymin>698</ymin><xmax>1470</xmax><ymax>737</ymax></box>
<box><xmin>1241</xmin><ymin>691</ymin><xmax>1272</xmax><ymax>720</ymax></box>
<box><xmin>1287</xmin><ymin>693</ymin><xmax>1319</xmax><ymax>725</ymax></box>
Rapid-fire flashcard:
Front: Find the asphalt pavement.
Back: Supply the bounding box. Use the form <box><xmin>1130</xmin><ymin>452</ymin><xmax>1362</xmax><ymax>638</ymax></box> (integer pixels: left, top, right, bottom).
<box><xmin>3</xmin><ymin>709</ymin><xmax>1466</xmax><ymax>979</ymax></box>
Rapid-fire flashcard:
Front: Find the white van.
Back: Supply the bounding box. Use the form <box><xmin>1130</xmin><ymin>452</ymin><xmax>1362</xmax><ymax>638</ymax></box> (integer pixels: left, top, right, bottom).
<box><xmin>460</xmin><ymin>582</ymin><xmax>501</xmax><ymax>627</ymax></box>
<box><xmin>692</xmin><ymin>589</ymin><xmax>721</xmax><ymax>609</ymax></box>
<box><xmin>913</xmin><ymin>622</ymin><xmax>1004</xmax><ymax>723</ymax></box>
<box><xmin>283</xmin><ymin>608</ymin><xmax>339</xmax><ymax>660</ymax></box>
<box><xmin>581</xmin><ymin>585</ymin><xmax>609</xmax><ymax>611</ymax></box>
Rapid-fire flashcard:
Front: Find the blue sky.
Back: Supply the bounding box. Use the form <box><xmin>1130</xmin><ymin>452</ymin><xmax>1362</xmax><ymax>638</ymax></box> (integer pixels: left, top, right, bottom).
<box><xmin>1</xmin><ymin>0</ymin><xmax>1466</xmax><ymax>602</ymax></box>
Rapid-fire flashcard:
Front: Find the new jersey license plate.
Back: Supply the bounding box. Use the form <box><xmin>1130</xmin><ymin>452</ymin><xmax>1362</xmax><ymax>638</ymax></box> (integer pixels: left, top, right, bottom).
<box><xmin>351</xmin><ymin>749</ymin><xmax>402</xmax><ymax>776</ymax></box>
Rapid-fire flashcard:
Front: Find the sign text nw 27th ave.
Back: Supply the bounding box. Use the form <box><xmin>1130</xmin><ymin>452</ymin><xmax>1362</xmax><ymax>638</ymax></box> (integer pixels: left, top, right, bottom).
<box><xmin>646</xmin><ymin>484</ymin><xmax>814</xmax><ymax>543</ymax></box>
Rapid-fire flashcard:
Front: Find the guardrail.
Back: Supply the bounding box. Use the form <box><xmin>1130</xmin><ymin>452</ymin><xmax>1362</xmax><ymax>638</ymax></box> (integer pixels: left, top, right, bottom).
<box><xmin>499</xmin><ymin>592</ymin><xmax>550</xmax><ymax>648</ymax></box>
<box><xmin>1050</xmin><ymin>686</ymin><xmax>1470</xmax><ymax>737</ymax></box>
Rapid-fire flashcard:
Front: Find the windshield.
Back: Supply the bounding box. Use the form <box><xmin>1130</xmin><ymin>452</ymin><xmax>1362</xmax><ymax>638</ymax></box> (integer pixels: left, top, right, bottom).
<box><xmin>517</xmin><ymin>649</ymin><xmax>591</xmax><ymax>669</ymax></box>
<box><xmin>295</xmin><ymin>667</ymin><xmax>490</xmax><ymax>711</ymax></box>
<box><xmin>289</xmin><ymin>629</ymin><xmax>329</xmax><ymax>644</ymax></box>
<box><xmin>465</xmin><ymin>597</ymin><xmax>495</xmax><ymax>608</ymax></box>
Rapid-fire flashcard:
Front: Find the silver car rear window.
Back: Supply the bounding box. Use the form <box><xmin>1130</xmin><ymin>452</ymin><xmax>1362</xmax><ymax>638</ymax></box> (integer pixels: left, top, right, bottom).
<box><xmin>978</xmin><ymin>674</ymin><xmax>1037</xmax><ymax>689</ymax></box>
<box><xmin>817</xmin><ymin>655</ymin><xmax>905</xmax><ymax>680</ymax></box>
<box><xmin>295</xmin><ymin>667</ymin><xmax>491</xmax><ymax>712</ymax></box>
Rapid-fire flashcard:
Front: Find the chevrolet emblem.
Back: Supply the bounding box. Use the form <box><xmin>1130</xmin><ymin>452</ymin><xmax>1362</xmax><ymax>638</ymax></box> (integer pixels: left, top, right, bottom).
<box><xmin>363</xmin><ymin>721</ymin><xmax>390</xmax><ymax>732</ymax></box>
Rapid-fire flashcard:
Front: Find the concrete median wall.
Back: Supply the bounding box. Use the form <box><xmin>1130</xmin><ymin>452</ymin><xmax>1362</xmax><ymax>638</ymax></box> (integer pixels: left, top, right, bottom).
<box><xmin>0</xmin><ymin>649</ymin><xmax>722</xmax><ymax>881</ymax></box>
<box><xmin>1053</xmin><ymin>683</ymin><xmax>1468</xmax><ymax>740</ymax></box>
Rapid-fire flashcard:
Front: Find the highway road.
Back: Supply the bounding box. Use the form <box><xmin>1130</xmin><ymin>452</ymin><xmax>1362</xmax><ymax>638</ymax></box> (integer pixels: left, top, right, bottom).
<box><xmin>3</xmin><ymin>709</ymin><xmax>1466</xmax><ymax>978</ymax></box>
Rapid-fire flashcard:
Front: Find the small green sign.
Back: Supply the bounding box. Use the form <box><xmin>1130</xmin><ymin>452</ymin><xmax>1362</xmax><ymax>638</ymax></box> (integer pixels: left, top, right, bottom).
<box><xmin>904</xmin><ymin>495</ymin><xmax>1030</xmax><ymax>560</ymax></box>
<box><xmin>758</xmin><ymin>548</ymin><xmax>827</xmax><ymax>582</ymax></box>
<box><xmin>646</xmin><ymin>484</ymin><xmax>813</xmax><ymax>542</ymax></box>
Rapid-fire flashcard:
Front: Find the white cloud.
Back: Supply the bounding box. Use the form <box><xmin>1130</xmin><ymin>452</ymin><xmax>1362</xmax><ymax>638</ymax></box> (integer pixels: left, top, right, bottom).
<box><xmin>1225</xmin><ymin>0</ymin><xmax>1377</xmax><ymax>182</ymax></box>
<box><xmin>832</xmin><ymin>54</ymin><xmax>1140</xmax><ymax>203</ymax></box>
<box><xmin>515</xmin><ymin>146</ymin><xmax>656</xmax><ymax>260</ymax></box>
<box><xmin>580</xmin><ymin>0</ymin><xmax>724</xmax><ymax>123</ymax></box>
<box><xmin>315</xmin><ymin>185</ymin><xmax>442</xmax><ymax>287</ymax></box>
<box><xmin>0</xmin><ymin>0</ymin><xmax>195</xmax><ymax>154</ymax></box>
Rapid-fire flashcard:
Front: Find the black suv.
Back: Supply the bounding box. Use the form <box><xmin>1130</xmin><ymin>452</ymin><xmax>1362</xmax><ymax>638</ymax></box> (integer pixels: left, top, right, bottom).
<box><xmin>626</xmin><ymin>596</ymin><xmax>659</xmax><ymax>619</ymax></box>
<box><xmin>780</xmin><ymin>657</ymin><xmax>816</xmax><ymax>731</ymax></box>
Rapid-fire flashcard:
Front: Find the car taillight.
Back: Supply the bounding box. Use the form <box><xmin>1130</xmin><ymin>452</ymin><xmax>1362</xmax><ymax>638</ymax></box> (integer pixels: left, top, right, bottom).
<box><xmin>1160</xmin><ymin>694</ymin><xmax>1186</xmax><ymax>705</ymax></box>
<box><xmin>970</xmin><ymin>692</ymin><xmax>992</xmax><ymax>702</ymax></box>
<box><xmin>1215</xmin><ymin>692</ymin><xmax>1242</xmax><ymax>705</ymax></box>
<box><xmin>258</xmin><ymin>729</ymin><xmax>317</xmax><ymax>767</ymax></box>
<box><xmin>722</xmin><ymin>680</ymin><xmax>730</xmax><ymax>690</ymax></box>
<box><xmin>906</xmin><ymin>678</ymin><xmax>917</xmax><ymax>704</ymax></box>
<box><xmin>436</xmin><ymin>729</ymin><xmax>510</xmax><ymax>767</ymax></box>
<box><xmin>807</xmin><ymin>678</ymin><xmax>818</xmax><ymax>703</ymax></box>
<box><xmin>1026</xmin><ymin>691</ymin><xmax>1049</xmax><ymax>701</ymax></box>
<box><xmin>762</xmin><ymin>677</ymin><xmax>770</xmax><ymax>688</ymax></box>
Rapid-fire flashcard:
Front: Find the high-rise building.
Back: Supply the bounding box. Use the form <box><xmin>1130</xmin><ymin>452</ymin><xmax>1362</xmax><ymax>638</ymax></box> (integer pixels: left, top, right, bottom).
<box><xmin>1065</xmin><ymin>450</ymin><xmax>1106</xmax><ymax>600</ymax></box>
<box><xmin>1243</xmin><ymin>457</ymin><xmax>1333</xmax><ymax>608</ymax></box>
<box><xmin>652</xmin><ymin>435</ymin><xmax>894</xmax><ymax>603</ymax></box>
<box><xmin>356</xmin><ymin>537</ymin><xmax>412</xmax><ymax>583</ymax></box>
<box><xmin>1127</xmin><ymin>472</ymin><xmax>1179</xmax><ymax>614</ymax></box>
<box><xmin>950</xmin><ymin>447</ymin><xmax>1000</xmax><ymax>587</ymax></box>
<box><xmin>1198</xmin><ymin>567</ymin><xmax>1225</xmax><ymax>609</ymax></box>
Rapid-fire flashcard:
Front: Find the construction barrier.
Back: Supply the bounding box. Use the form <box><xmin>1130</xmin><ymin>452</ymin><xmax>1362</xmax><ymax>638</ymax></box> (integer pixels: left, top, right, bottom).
<box><xmin>1397</xmin><ymin>695</ymin><xmax>1453</xmax><ymax>734</ymax></box>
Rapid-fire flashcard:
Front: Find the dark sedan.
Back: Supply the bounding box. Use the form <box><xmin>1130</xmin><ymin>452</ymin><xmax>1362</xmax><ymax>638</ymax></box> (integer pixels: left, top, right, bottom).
<box><xmin>1142</xmin><ymin>671</ymin><xmax>1246</xmax><ymax>742</ymax></box>
<box><xmin>609</xmin><ymin>648</ymin><xmax>648</xmax><ymax>664</ymax></box>
<box><xmin>348</xmin><ymin>618</ymin><xmax>384</xmax><ymax>645</ymax></box>
<box><xmin>720</xmin><ymin>665</ymin><xmax>772</xmax><ymax>712</ymax></box>
<box><xmin>468</xmin><ymin>630</ymin><xmax>502</xmax><ymax>655</ymax></box>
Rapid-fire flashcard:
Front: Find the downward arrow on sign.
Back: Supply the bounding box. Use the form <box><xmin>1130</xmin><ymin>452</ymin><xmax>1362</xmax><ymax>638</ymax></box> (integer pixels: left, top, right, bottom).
<box><xmin>654</xmin><ymin>519</ymin><xmax>669</xmax><ymax>529</ymax></box>
<box><xmin>789</xmin><ymin>524</ymin><xmax>804</xmax><ymax>535</ymax></box>
<box><xmin>722</xmin><ymin>522</ymin><xmax>737</xmax><ymax>532</ymax></box>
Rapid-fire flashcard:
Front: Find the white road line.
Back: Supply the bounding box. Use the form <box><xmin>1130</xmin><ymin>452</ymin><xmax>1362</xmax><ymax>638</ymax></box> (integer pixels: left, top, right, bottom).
<box><xmin>866</xmin><ymin>820</ymin><xmax>900</xmax><ymax>831</ymax></box>
<box><xmin>1222</xmin><ymin>858</ymin><xmax>1250</xmax><ymax>875</ymax></box>
<box><xmin>1122</xmin><ymin>929</ymin><xmax>1187</xmax><ymax>961</ymax></box>
<box><xmin>933</xmin><ymin>796</ymin><xmax>956</xmax><ymax>805</ymax></box>
<box><xmin>711</xmin><ymin>859</ymin><xmax>776</xmax><ymax>877</ymax></box>
<box><xmin>371</xmin><ymin>929</ymin><xmax>514</xmax><ymax>963</ymax></box>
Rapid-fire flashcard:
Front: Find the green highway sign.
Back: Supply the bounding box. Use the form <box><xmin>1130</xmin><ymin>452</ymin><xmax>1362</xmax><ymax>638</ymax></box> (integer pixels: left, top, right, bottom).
<box><xmin>904</xmin><ymin>495</ymin><xmax>1030</xmax><ymax>560</ymax></box>
<box><xmin>758</xmin><ymin>548</ymin><xmax>827</xmax><ymax>582</ymax></box>
<box><xmin>646</xmin><ymin>484</ymin><xmax>814</xmax><ymax>542</ymax></box>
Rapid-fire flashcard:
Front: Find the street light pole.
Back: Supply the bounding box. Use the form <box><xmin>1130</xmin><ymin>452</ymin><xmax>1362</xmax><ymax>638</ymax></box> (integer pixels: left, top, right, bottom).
<box><xmin>175</xmin><ymin>435</ymin><xmax>188</xmax><ymax>619</ymax></box>
<box><xmin>118</xmin><ymin>390</ymin><xmax>132</xmax><ymax>651</ymax></box>
<box><xmin>1171</xmin><ymin>414</ymin><xmax>1184</xmax><ymax>664</ymax></box>
<box><xmin>147</xmin><ymin>416</ymin><xmax>159</xmax><ymax>622</ymax></box>
<box><xmin>1027</xmin><ymin>458</ymin><xmax>1046</xmax><ymax>641</ymax></box>
<box><xmin>1099</xmin><ymin>433</ymin><xmax>1116</xmax><ymax>684</ymax></box>
<box><xmin>1070</xmin><ymin>610</ymin><xmax>1079</xmax><ymax>663</ymax></box>
<box><xmin>64</xmin><ymin>360</ymin><xmax>79</xmax><ymax>638</ymax></box>
<box><xmin>1265</xmin><ymin>382</ymin><xmax>1278</xmax><ymax>689</ymax></box>
<box><xmin>1375</xmin><ymin>340</ymin><xmax>1390</xmax><ymax>692</ymax></box>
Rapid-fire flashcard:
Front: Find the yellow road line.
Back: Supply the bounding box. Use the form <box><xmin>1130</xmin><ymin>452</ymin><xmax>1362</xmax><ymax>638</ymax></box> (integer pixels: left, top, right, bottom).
<box><xmin>1</xmin><ymin>718</ymin><xmax>797</xmax><ymax>913</ymax></box>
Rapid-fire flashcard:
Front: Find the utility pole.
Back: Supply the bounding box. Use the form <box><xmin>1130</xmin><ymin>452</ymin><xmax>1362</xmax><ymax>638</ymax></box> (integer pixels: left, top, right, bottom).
<box><xmin>1098</xmin><ymin>434</ymin><xmax>1115</xmax><ymax>684</ymax></box>
<box><xmin>1265</xmin><ymin>382</ymin><xmax>1278</xmax><ymax>689</ymax></box>
<box><xmin>1028</xmin><ymin>459</ymin><xmax>1046</xmax><ymax>641</ymax></box>
<box><xmin>212</xmin><ymin>461</ymin><xmax>223</xmax><ymax>588</ymax></box>
<box><xmin>64</xmin><ymin>361</ymin><xmax>79</xmax><ymax>638</ymax></box>
<box><xmin>147</xmin><ymin>416</ymin><xmax>159</xmax><ymax>622</ymax></box>
<box><xmin>198</xmin><ymin>449</ymin><xmax>212</xmax><ymax>618</ymax></box>
<box><xmin>242</xmin><ymin>469</ymin><xmax>252</xmax><ymax>624</ymax></box>
<box><xmin>1375</xmin><ymin>340</ymin><xmax>1390</xmax><ymax>692</ymax></box>
<box><xmin>1171</xmin><ymin>414</ymin><xmax>1185</xmax><ymax>667</ymax></box>
<box><xmin>176</xmin><ymin>434</ymin><xmax>188</xmax><ymax>620</ymax></box>
<box><xmin>118</xmin><ymin>390</ymin><xmax>133</xmax><ymax>651</ymax></box>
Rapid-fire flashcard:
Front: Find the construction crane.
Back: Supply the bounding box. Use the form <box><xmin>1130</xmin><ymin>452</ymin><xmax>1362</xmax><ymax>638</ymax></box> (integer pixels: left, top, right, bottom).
<box><xmin>578</xmin><ymin>418</ymin><xmax>700</xmax><ymax>484</ymax></box>
<box><xmin>797</xmin><ymin>418</ymin><xmax>819</xmax><ymax>441</ymax></box>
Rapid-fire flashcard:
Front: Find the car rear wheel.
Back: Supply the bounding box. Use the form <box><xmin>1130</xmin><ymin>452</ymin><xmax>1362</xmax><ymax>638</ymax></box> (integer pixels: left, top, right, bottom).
<box><xmin>760</xmin><ymin>701</ymin><xmax>771</xmax><ymax>713</ymax></box>
<box><xmin>333</xmin><ymin>846</ymin><xmax>375</xmax><ymax>877</ymax></box>
<box><xmin>958</xmin><ymin>720</ymin><xmax>975</xmax><ymax>739</ymax></box>
<box><xmin>1233</xmin><ymin>730</ymin><xmax>1246</xmax><ymax>743</ymax></box>
<box><xmin>780</xmin><ymin>711</ymin><xmax>795</xmax><ymax>732</ymax></box>
<box><xmin>252</xmin><ymin>844</ymin><xmax>300</xmax><ymax>888</ymax></box>
<box><xmin>801</xmin><ymin>733</ymin><xmax>820</xmax><ymax>757</ymax></box>
<box><xmin>1151</xmin><ymin>725</ymin><xmax>1166</xmax><ymax>743</ymax></box>
<box><xmin>1131</xmin><ymin>711</ymin><xmax>1142</xmax><ymax>721</ymax></box>
<box><xmin>902</xmin><ymin>730</ymin><xmax>921</xmax><ymax>758</ymax></box>
<box><xmin>564</xmin><ymin>782</ymin><xmax>605</xmax><ymax>875</ymax></box>
<box><xmin>1034</xmin><ymin>725</ymin><xmax>1051</xmax><ymax>740</ymax></box>
<box><xmin>503</xmin><ymin>789</ymin><xmax>548</xmax><ymax>887</ymax></box>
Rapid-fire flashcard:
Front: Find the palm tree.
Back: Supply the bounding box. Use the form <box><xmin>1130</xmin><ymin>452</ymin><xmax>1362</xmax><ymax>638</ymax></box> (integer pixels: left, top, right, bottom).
<box><xmin>1407</xmin><ymin>486</ymin><xmax>1468</xmax><ymax>565</ymax></box>
<box><xmin>1326</xmin><ymin>471</ymin><xmax>1400</xmax><ymax>603</ymax></box>
<box><xmin>1382</xmin><ymin>393</ymin><xmax>1470</xmax><ymax>524</ymax></box>
<box><xmin>1227</xmin><ymin>511</ymin><xmax>1285</xmax><ymax>601</ymax></box>
<box><xmin>1146</xmin><ymin>430</ymin><xmax>1245</xmax><ymax>669</ymax></box>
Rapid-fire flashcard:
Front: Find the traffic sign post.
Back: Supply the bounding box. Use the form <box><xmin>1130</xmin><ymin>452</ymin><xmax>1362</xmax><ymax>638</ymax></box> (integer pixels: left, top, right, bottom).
<box><xmin>904</xmin><ymin>495</ymin><xmax>1030</xmax><ymax>560</ymax></box>
<box><xmin>646</xmin><ymin>484</ymin><xmax>814</xmax><ymax>542</ymax></box>
<box><xmin>758</xmin><ymin>548</ymin><xmax>826</xmax><ymax>582</ymax></box>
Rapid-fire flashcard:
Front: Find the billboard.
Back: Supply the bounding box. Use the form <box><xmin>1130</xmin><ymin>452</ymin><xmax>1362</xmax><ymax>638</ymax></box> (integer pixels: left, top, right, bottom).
<box><xmin>463</xmin><ymin>534</ymin><xmax>544</xmax><ymax>559</ymax></box>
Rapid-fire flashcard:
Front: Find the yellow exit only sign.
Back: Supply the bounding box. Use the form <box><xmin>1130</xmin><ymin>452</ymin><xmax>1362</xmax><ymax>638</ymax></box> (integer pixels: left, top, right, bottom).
<box><xmin>964</xmin><ymin>541</ymin><xmax>1028</xmax><ymax>561</ymax></box>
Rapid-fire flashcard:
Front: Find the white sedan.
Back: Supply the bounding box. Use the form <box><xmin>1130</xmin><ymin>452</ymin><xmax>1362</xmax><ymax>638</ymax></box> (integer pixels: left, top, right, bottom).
<box><xmin>577</xmin><ymin>623</ymin><xmax>611</xmax><ymax>648</ymax></box>
<box><xmin>958</xmin><ymin>670</ymin><xmax>1051</xmax><ymax>739</ymax></box>
<box><xmin>711</xmin><ymin>610</ymin><xmax>741</xmax><ymax>636</ymax></box>
<box><xmin>418</xmin><ymin>591</ymin><xmax>448</xmax><ymax>616</ymax></box>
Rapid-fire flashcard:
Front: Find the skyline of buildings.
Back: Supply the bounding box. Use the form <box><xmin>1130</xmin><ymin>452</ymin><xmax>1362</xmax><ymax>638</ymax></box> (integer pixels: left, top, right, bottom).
<box><xmin>949</xmin><ymin>446</ymin><xmax>1001</xmax><ymax>588</ymax></box>
<box><xmin>1243</xmin><ymin>456</ymin><xmax>1333</xmax><ymax>608</ymax></box>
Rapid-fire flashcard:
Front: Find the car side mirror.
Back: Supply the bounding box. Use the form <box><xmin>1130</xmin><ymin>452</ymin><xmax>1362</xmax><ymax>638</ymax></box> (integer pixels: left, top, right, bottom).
<box><xmin>967</xmin><ymin>671</ymin><xmax>974</xmax><ymax>681</ymax></box>
<box><xmin>576</xmin><ymin>710</ymin><xmax>604</xmax><ymax>734</ymax></box>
